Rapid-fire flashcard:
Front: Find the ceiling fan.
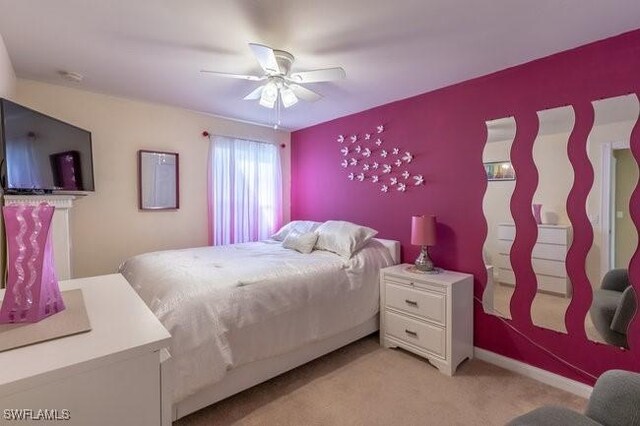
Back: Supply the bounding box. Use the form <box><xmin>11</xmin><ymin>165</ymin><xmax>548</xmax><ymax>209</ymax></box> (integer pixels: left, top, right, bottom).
<box><xmin>201</xmin><ymin>43</ymin><xmax>346</xmax><ymax>109</ymax></box>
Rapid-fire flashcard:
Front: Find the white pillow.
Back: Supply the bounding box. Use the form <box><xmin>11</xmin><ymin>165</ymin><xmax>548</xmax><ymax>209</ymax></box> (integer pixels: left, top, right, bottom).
<box><xmin>314</xmin><ymin>220</ymin><xmax>378</xmax><ymax>258</ymax></box>
<box><xmin>282</xmin><ymin>231</ymin><xmax>319</xmax><ymax>254</ymax></box>
<box><xmin>271</xmin><ymin>220</ymin><xmax>321</xmax><ymax>241</ymax></box>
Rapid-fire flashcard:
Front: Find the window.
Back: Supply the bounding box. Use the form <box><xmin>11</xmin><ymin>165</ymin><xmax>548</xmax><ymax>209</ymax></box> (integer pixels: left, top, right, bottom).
<box><xmin>208</xmin><ymin>136</ymin><xmax>282</xmax><ymax>245</ymax></box>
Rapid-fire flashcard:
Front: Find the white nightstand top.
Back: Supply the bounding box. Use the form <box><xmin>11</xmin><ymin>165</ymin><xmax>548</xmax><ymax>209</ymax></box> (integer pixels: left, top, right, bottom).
<box><xmin>0</xmin><ymin>274</ymin><xmax>171</xmax><ymax>397</ymax></box>
<box><xmin>382</xmin><ymin>264</ymin><xmax>473</xmax><ymax>286</ymax></box>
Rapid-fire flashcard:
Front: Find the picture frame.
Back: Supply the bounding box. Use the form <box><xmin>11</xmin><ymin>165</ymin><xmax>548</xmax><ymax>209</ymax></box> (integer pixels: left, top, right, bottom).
<box><xmin>484</xmin><ymin>161</ymin><xmax>515</xmax><ymax>181</ymax></box>
<box><xmin>138</xmin><ymin>150</ymin><xmax>180</xmax><ymax>210</ymax></box>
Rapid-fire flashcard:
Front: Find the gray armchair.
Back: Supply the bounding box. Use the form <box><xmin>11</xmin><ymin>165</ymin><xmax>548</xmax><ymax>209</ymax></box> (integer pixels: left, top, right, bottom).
<box><xmin>507</xmin><ymin>370</ymin><xmax>640</xmax><ymax>426</ymax></box>
<box><xmin>590</xmin><ymin>268</ymin><xmax>636</xmax><ymax>348</ymax></box>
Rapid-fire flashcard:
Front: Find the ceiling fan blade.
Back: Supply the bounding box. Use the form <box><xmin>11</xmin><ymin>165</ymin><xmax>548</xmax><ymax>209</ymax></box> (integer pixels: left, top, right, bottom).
<box><xmin>243</xmin><ymin>85</ymin><xmax>264</xmax><ymax>100</ymax></box>
<box><xmin>288</xmin><ymin>67</ymin><xmax>346</xmax><ymax>83</ymax></box>
<box><xmin>248</xmin><ymin>43</ymin><xmax>281</xmax><ymax>74</ymax></box>
<box><xmin>289</xmin><ymin>84</ymin><xmax>322</xmax><ymax>102</ymax></box>
<box><xmin>200</xmin><ymin>70</ymin><xmax>264</xmax><ymax>81</ymax></box>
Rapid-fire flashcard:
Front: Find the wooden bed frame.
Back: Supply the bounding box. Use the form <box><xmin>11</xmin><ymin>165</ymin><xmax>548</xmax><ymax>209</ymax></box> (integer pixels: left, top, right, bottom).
<box><xmin>166</xmin><ymin>239</ymin><xmax>401</xmax><ymax>421</ymax></box>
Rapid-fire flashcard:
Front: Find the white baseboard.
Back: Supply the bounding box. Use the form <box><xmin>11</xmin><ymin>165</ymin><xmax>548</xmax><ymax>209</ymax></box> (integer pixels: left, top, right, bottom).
<box><xmin>474</xmin><ymin>347</ymin><xmax>593</xmax><ymax>399</ymax></box>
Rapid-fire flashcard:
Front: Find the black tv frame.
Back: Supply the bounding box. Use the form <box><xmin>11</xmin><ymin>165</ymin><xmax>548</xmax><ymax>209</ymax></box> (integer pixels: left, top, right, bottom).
<box><xmin>0</xmin><ymin>98</ymin><xmax>95</xmax><ymax>195</ymax></box>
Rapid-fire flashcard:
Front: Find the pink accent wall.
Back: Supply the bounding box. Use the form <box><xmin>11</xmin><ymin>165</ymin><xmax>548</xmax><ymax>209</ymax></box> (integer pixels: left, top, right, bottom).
<box><xmin>292</xmin><ymin>29</ymin><xmax>640</xmax><ymax>384</ymax></box>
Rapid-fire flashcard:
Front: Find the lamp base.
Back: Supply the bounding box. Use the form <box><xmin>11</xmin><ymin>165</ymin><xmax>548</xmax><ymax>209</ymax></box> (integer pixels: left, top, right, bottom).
<box><xmin>414</xmin><ymin>245</ymin><xmax>435</xmax><ymax>272</ymax></box>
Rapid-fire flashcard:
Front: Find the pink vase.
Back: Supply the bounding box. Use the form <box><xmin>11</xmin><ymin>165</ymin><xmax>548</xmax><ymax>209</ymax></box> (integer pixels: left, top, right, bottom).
<box><xmin>532</xmin><ymin>203</ymin><xmax>543</xmax><ymax>225</ymax></box>
<box><xmin>0</xmin><ymin>203</ymin><xmax>65</xmax><ymax>323</ymax></box>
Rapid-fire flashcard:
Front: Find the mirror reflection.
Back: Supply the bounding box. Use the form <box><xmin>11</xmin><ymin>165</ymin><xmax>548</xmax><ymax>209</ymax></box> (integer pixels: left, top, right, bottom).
<box><xmin>586</xmin><ymin>94</ymin><xmax>639</xmax><ymax>348</ymax></box>
<box><xmin>138</xmin><ymin>150</ymin><xmax>179</xmax><ymax>210</ymax></box>
<box><xmin>530</xmin><ymin>106</ymin><xmax>575</xmax><ymax>333</ymax></box>
<box><xmin>482</xmin><ymin>117</ymin><xmax>516</xmax><ymax>319</ymax></box>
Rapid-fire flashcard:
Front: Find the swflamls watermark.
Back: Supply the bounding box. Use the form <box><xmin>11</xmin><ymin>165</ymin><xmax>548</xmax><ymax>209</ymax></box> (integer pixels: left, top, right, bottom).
<box><xmin>3</xmin><ymin>409</ymin><xmax>71</xmax><ymax>421</ymax></box>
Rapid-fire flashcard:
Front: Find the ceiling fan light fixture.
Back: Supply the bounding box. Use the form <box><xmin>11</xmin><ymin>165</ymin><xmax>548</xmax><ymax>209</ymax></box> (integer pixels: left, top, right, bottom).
<box><xmin>280</xmin><ymin>86</ymin><xmax>298</xmax><ymax>108</ymax></box>
<box><xmin>259</xmin><ymin>81</ymin><xmax>278</xmax><ymax>108</ymax></box>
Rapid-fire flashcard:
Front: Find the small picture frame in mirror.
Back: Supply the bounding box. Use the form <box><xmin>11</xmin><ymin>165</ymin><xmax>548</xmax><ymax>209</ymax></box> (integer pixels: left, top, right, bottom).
<box><xmin>484</xmin><ymin>161</ymin><xmax>515</xmax><ymax>181</ymax></box>
<box><xmin>138</xmin><ymin>150</ymin><xmax>179</xmax><ymax>210</ymax></box>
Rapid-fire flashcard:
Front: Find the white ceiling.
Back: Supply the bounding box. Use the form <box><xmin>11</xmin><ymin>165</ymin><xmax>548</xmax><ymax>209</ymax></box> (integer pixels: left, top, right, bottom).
<box><xmin>1</xmin><ymin>0</ymin><xmax>640</xmax><ymax>131</ymax></box>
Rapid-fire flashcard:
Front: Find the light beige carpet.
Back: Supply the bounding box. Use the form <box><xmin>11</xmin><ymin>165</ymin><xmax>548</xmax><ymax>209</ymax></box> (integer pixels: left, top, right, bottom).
<box><xmin>175</xmin><ymin>335</ymin><xmax>586</xmax><ymax>426</ymax></box>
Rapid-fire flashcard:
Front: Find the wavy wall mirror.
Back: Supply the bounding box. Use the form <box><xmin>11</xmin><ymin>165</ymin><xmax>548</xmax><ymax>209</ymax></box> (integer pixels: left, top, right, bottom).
<box><xmin>530</xmin><ymin>106</ymin><xmax>575</xmax><ymax>333</ymax></box>
<box><xmin>585</xmin><ymin>94</ymin><xmax>639</xmax><ymax>348</ymax></box>
<box><xmin>482</xmin><ymin>117</ymin><xmax>516</xmax><ymax>319</ymax></box>
<box><xmin>482</xmin><ymin>94</ymin><xmax>639</xmax><ymax>346</ymax></box>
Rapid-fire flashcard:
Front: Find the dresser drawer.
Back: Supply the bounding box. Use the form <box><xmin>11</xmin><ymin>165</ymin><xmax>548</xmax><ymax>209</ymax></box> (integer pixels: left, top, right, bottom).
<box><xmin>497</xmin><ymin>225</ymin><xmax>516</xmax><ymax>241</ymax></box>
<box><xmin>532</xmin><ymin>258</ymin><xmax>566</xmax><ymax>278</ymax></box>
<box><xmin>385</xmin><ymin>282</ymin><xmax>446</xmax><ymax>325</ymax></box>
<box><xmin>384</xmin><ymin>311</ymin><xmax>446</xmax><ymax>358</ymax></box>
<box><xmin>498</xmin><ymin>240</ymin><xmax>567</xmax><ymax>261</ymax></box>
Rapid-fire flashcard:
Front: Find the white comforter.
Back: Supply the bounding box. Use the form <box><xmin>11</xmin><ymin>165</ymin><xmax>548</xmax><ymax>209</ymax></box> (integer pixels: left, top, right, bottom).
<box><xmin>119</xmin><ymin>240</ymin><xmax>394</xmax><ymax>402</ymax></box>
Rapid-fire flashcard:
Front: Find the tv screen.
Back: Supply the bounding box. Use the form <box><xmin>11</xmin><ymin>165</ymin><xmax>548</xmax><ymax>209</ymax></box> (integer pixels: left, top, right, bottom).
<box><xmin>0</xmin><ymin>99</ymin><xmax>95</xmax><ymax>193</ymax></box>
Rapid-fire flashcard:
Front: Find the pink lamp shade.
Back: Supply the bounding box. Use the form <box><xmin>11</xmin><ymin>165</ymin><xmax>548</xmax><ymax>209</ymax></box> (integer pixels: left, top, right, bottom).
<box><xmin>411</xmin><ymin>215</ymin><xmax>437</xmax><ymax>246</ymax></box>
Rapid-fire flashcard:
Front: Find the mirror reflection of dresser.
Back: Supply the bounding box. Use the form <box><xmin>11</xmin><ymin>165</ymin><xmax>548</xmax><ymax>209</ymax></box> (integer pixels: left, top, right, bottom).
<box><xmin>495</xmin><ymin>223</ymin><xmax>572</xmax><ymax>296</ymax></box>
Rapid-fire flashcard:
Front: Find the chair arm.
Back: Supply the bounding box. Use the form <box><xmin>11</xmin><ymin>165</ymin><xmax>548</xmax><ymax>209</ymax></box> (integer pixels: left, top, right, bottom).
<box><xmin>506</xmin><ymin>406</ymin><xmax>600</xmax><ymax>426</ymax></box>
<box><xmin>611</xmin><ymin>286</ymin><xmax>637</xmax><ymax>335</ymax></box>
<box><xmin>586</xmin><ymin>370</ymin><xmax>640</xmax><ymax>426</ymax></box>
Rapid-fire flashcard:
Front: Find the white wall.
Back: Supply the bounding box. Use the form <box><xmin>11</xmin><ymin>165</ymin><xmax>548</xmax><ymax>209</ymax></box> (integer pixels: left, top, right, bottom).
<box><xmin>0</xmin><ymin>34</ymin><xmax>16</xmax><ymax>99</ymax></box>
<box><xmin>14</xmin><ymin>79</ymin><xmax>291</xmax><ymax>278</ymax></box>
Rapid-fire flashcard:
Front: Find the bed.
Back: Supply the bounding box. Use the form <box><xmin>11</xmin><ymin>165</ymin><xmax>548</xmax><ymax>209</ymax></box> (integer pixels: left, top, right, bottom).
<box><xmin>119</xmin><ymin>236</ymin><xmax>400</xmax><ymax>420</ymax></box>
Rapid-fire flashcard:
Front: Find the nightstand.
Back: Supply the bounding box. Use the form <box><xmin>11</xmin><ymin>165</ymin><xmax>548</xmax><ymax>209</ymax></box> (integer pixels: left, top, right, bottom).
<box><xmin>380</xmin><ymin>264</ymin><xmax>474</xmax><ymax>375</ymax></box>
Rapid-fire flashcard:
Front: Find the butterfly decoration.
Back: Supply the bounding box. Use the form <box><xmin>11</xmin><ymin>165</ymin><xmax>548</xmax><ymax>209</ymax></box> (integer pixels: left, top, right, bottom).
<box><xmin>336</xmin><ymin>127</ymin><xmax>422</xmax><ymax>195</ymax></box>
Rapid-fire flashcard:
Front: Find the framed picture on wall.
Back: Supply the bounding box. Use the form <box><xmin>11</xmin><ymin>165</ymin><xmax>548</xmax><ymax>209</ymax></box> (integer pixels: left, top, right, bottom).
<box><xmin>484</xmin><ymin>161</ymin><xmax>515</xmax><ymax>181</ymax></box>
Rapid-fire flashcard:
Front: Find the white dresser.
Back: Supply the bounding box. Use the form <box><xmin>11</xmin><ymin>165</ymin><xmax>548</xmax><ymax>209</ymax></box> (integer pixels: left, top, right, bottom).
<box><xmin>379</xmin><ymin>264</ymin><xmax>473</xmax><ymax>375</ymax></box>
<box><xmin>495</xmin><ymin>223</ymin><xmax>572</xmax><ymax>296</ymax></box>
<box><xmin>0</xmin><ymin>274</ymin><xmax>172</xmax><ymax>426</ymax></box>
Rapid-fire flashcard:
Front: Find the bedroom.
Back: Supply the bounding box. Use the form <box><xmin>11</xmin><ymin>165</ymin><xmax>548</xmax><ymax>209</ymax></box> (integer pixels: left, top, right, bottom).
<box><xmin>0</xmin><ymin>1</ymin><xmax>639</xmax><ymax>425</ymax></box>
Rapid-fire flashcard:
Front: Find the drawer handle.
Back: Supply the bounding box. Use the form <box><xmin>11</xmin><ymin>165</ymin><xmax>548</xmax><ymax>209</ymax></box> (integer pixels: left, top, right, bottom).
<box><xmin>404</xmin><ymin>329</ymin><xmax>418</xmax><ymax>337</ymax></box>
<box><xmin>405</xmin><ymin>299</ymin><xmax>418</xmax><ymax>307</ymax></box>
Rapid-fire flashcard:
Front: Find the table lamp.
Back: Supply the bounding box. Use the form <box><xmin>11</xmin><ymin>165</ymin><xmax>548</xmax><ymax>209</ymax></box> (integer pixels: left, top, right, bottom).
<box><xmin>411</xmin><ymin>215</ymin><xmax>437</xmax><ymax>272</ymax></box>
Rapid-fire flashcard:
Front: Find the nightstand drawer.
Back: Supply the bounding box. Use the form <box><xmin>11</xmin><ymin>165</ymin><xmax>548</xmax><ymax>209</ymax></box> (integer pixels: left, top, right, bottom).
<box><xmin>385</xmin><ymin>282</ymin><xmax>446</xmax><ymax>325</ymax></box>
<box><xmin>384</xmin><ymin>311</ymin><xmax>446</xmax><ymax>358</ymax></box>
<box><xmin>384</xmin><ymin>274</ymin><xmax>446</xmax><ymax>294</ymax></box>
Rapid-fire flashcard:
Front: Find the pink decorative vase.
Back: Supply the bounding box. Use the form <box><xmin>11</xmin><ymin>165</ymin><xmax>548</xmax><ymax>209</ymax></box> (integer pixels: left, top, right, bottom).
<box><xmin>0</xmin><ymin>203</ymin><xmax>65</xmax><ymax>323</ymax></box>
<box><xmin>532</xmin><ymin>203</ymin><xmax>543</xmax><ymax>225</ymax></box>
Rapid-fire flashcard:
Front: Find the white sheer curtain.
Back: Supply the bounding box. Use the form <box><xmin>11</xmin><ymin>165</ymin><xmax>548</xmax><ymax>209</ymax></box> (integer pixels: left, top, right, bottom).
<box><xmin>208</xmin><ymin>135</ymin><xmax>282</xmax><ymax>245</ymax></box>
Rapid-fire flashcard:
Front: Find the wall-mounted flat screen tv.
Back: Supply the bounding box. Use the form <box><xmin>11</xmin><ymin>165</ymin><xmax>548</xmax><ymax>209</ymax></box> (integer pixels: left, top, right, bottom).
<box><xmin>0</xmin><ymin>99</ymin><xmax>95</xmax><ymax>194</ymax></box>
